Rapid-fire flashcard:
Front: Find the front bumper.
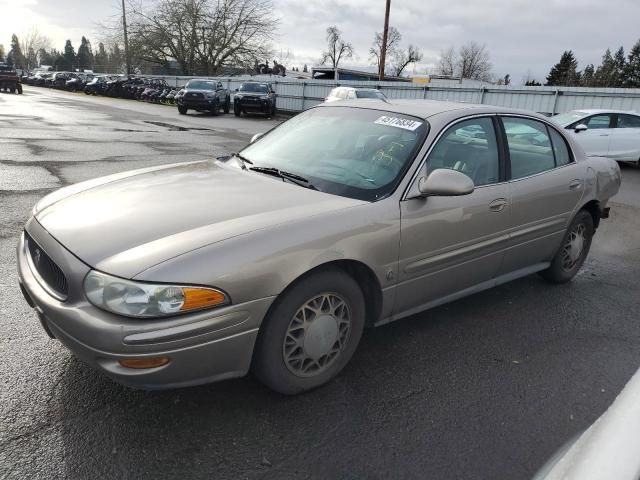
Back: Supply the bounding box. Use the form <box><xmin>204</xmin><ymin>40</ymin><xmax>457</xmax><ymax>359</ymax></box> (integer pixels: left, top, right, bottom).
<box><xmin>236</xmin><ymin>98</ymin><xmax>273</xmax><ymax>114</ymax></box>
<box><xmin>17</xmin><ymin>219</ymin><xmax>275</xmax><ymax>389</ymax></box>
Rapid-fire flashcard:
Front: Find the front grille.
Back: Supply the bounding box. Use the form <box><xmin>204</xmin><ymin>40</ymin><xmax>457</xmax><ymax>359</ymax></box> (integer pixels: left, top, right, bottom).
<box><xmin>186</xmin><ymin>92</ymin><xmax>203</xmax><ymax>98</ymax></box>
<box><xmin>25</xmin><ymin>233</ymin><xmax>68</xmax><ymax>300</ymax></box>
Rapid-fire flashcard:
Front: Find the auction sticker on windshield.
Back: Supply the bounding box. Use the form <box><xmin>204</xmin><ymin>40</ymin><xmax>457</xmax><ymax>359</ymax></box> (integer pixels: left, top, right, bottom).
<box><xmin>374</xmin><ymin>116</ymin><xmax>423</xmax><ymax>131</ymax></box>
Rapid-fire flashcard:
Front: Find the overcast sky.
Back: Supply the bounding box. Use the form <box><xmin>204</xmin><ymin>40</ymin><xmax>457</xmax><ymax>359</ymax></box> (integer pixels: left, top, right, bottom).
<box><xmin>2</xmin><ymin>0</ymin><xmax>640</xmax><ymax>84</ymax></box>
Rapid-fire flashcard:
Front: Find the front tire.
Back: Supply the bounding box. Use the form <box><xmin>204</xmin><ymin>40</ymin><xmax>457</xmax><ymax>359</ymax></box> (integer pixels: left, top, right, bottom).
<box><xmin>223</xmin><ymin>96</ymin><xmax>230</xmax><ymax>114</ymax></box>
<box><xmin>252</xmin><ymin>269</ymin><xmax>365</xmax><ymax>395</ymax></box>
<box><xmin>541</xmin><ymin>210</ymin><xmax>594</xmax><ymax>283</ymax></box>
<box><xmin>177</xmin><ymin>105</ymin><xmax>188</xmax><ymax>115</ymax></box>
<box><xmin>233</xmin><ymin>102</ymin><xmax>241</xmax><ymax>117</ymax></box>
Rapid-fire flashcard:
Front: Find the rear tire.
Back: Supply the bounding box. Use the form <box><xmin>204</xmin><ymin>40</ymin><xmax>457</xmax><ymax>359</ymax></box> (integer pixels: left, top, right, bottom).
<box><xmin>210</xmin><ymin>100</ymin><xmax>219</xmax><ymax>116</ymax></box>
<box><xmin>252</xmin><ymin>269</ymin><xmax>365</xmax><ymax>395</ymax></box>
<box><xmin>223</xmin><ymin>97</ymin><xmax>230</xmax><ymax>114</ymax></box>
<box><xmin>541</xmin><ymin>210</ymin><xmax>594</xmax><ymax>284</ymax></box>
<box><xmin>177</xmin><ymin>105</ymin><xmax>188</xmax><ymax>115</ymax></box>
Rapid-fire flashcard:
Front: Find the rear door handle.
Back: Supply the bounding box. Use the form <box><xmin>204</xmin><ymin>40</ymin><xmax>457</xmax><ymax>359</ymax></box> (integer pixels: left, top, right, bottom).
<box><xmin>569</xmin><ymin>180</ymin><xmax>583</xmax><ymax>190</ymax></box>
<box><xmin>489</xmin><ymin>198</ymin><xmax>507</xmax><ymax>212</ymax></box>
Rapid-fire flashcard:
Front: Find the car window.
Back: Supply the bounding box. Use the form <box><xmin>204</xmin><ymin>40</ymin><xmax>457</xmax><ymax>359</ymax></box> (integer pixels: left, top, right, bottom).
<box><xmin>186</xmin><ymin>80</ymin><xmax>215</xmax><ymax>90</ymax></box>
<box><xmin>585</xmin><ymin>114</ymin><xmax>612</xmax><ymax>129</ymax></box>
<box><xmin>548</xmin><ymin>128</ymin><xmax>572</xmax><ymax>166</ymax></box>
<box><xmin>616</xmin><ymin>114</ymin><xmax>640</xmax><ymax>128</ymax></box>
<box><xmin>427</xmin><ymin>117</ymin><xmax>499</xmax><ymax>186</ymax></box>
<box><xmin>240</xmin><ymin>83</ymin><xmax>269</xmax><ymax>93</ymax></box>
<box><xmin>356</xmin><ymin>90</ymin><xmax>385</xmax><ymax>99</ymax></box>
<box><xmin>503</xmin><ymin>117</ymin><xmax>555</xmax><ymax>180</ymax></box>
<box><xmin>239</xmin><ymin>107</ymin><xmax>429</xmax><ymax>201</ymax></box>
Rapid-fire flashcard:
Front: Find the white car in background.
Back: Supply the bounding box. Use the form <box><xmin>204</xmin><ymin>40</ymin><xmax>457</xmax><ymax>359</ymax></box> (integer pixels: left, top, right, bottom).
<box><xmin>552</xmin><ymin>109</ymin><xmax>640</xmax><ymax>164</ymax></box>
<box><xmin>325</xmin><ymin>87</ymin><xmax>387</xmax><ymax>102</ymax></box>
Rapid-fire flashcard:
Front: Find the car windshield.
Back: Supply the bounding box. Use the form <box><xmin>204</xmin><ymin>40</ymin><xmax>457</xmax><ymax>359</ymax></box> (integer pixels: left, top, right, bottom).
<box><xmin>186</xmin><ymin>80</ymin><xmax>215</xmax><ymax>90</ymax></box>
<box><xmin>239</xmin><ymin>107</ymin><xmax>429</xmax><ymax>201</ymax></box>
<box><xmin>356</xmin><ymin>90</ymin><xmax>386</xmax><ymax>99</ymax></box>
<box><xmin>240</xmin><ymin>83</ymin><xmax>269</xmax><ymax>93</ymax></box>
<box><xmin>551</xmin><ymin>111</ymin><xmax>588</xmax><ymax>126</ymax></box>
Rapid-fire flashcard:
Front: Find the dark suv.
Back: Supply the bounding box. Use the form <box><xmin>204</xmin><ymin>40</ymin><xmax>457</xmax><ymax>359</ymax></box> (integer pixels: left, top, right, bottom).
<box><xmin>177</xmin><ymin>79</ymin><xmax>231</xmax><ymax>115</ymax></box>
<box><xmin>233</xmin><ymin>82</ymin><xmax>276</xmax><ymax>117</ymax></box>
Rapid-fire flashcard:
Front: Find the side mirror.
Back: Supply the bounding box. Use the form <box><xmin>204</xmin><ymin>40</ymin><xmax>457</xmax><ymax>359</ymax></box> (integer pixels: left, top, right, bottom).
<box><xmin>250</xmin><ymin>132</ymin><xmax>264</xmax><ymax>143</ymax></box>
<box><xmin>574</xmin><ymin>124</ymin><xmax>588</xmax><ymax>133</ymax></box>
<box><xmin>417</xmin><ymin>169</ymin><xmax>474</xmax><ymax>197</ymax></box>
<box><xmin>234</xmin><ymin>88</ymin><xmax>239</xmax><ymax>92</ymax></box>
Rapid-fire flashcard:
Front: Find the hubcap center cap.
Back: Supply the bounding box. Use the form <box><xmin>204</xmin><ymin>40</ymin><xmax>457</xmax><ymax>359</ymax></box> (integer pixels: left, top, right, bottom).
<box><xmin>303</xmin><ymin>314</ymin><xmax>339</xmax><ymax>359</ymax></box>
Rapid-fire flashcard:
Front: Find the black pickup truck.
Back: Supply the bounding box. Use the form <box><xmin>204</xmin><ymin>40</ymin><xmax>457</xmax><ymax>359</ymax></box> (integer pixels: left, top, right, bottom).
<box><xmin>177</xmin><ymin>79</ymin><xmax>231</xmax><ymax>115</ymax></box>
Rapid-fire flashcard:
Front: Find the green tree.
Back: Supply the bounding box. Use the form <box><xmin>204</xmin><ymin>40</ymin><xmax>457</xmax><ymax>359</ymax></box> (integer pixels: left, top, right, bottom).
<box><xmin>594</xmin><ymin>49</ymin><xmax>615</xmax><ymax>87</ymax></box>
<box><xmin>546</xmin><ymin>50</ymin><xmax>581</xmax><ymax>86</ymax></box>
<box><xmin>94</xmin><ymin>42</ymin><xmax>108</xmax><ymax>72</ymax></box>
<box><xmin>77</xmin><ymin>36</ymin><xmax>94</xmax><ymax>71</ymax></box>
<box><xmin>7</xmin><ymin>34</ymin><xmax>26</xmax><ymax>69</ymax></box>
<box><xmin>0</xmin><ymin>44</ymin><xmax>5</xmax><ymax>62</ymax></box>
<box><xmin>612</xmin><ymin>47</ymin><xmax>627</xmax><ymax>87</ymax></box>
<box><xmin>38</xmin><ymin>48</ymin><xmax>54</xmax><ymax>66</ymax></box>
<box><xmin>63</xmin><ymin>39</ymin><xmax>76</xmax><ymax>70</ymax></box>
<box><xmin>581</xmin><ymin>64</ymin><xmax>595</xmax><ymax>87</ymax></box>
<box><xmin>625</xmin><ymin>40</ymin><xmax>640</xmax><ymax>88</ymax></box>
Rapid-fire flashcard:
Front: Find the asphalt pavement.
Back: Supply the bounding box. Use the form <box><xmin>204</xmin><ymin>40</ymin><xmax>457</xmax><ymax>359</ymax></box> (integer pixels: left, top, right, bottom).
<box><xmin>1</xmin><ymin>87</ymin><xmax>640</xmax><ymax>480</ymax></box>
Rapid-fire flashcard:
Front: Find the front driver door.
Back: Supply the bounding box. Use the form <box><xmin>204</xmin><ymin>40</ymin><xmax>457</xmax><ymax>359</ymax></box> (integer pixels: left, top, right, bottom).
<box><xmin>394</xmin><ymin>116</ymin><xmax>511</xmax><ymax>317</ymax></box>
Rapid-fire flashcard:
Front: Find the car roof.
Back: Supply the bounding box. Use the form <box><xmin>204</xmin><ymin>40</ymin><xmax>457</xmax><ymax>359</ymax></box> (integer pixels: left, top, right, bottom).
<box><xmin>317</xmin><ymin>98</ymin><xmax>547</xmax><ymax>120</ymax></box>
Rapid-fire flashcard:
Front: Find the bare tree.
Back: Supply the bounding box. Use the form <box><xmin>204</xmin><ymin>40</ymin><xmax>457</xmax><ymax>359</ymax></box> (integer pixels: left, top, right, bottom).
<box><xmin>457</xmin><ymin>41</ymin><xmax>492</xmax><ymax>81</ymax></box>
<box><xmin>368</xmin><ymin>26</ymin><xmax>401</xmax><ymax>71</ymax></box>
<box><xmin>437</xmin><ymin>46</ymin><xmax>456</xmax><ymax>77</ymax></box>
<box><xmin>126</xmin><ymin>0</ymin><xmax>278</xmax><ymax>75</ymax></box>
<box><xmin>320</xmin><ymin>26</ymin><xmax>354</xmax><ymax>69</ymax></box>
<box><xmin>391</xmin><ymin>45</ymin><xmax>423</xmax><ymax>77</ymax></box>
<box><xmin>20</xmin><ymin>27</ymin><xmax>51</xmax><ymax>69</ymax></box>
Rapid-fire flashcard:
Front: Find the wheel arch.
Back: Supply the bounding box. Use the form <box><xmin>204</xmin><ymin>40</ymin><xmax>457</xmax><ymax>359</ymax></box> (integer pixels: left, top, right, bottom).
<box><xmin>263</xmin><ymin>259</ymin><xmax>384</xmax><ymax>329</ymax></box>
<box><xmin>579</xmin><ymin>199</ymin><xmax>602</xmax><ymax>230</ymax></box>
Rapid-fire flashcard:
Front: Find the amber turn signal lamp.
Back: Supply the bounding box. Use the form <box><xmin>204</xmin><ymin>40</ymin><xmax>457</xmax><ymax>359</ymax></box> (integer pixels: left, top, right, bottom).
<box><xmin>181</xmin><ymin>287</ymin><xmax>227</xmax><ymax>312</ymax></box>
<box><xmin>118</xmin><ymin>357</ymin><xmax>170</xmax><ymax>369</ymax></box>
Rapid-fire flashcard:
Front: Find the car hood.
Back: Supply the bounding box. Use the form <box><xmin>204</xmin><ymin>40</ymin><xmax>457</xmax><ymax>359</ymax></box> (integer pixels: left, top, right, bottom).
<box><xmin>36</xmin><ymin>160</ymin><xmax>364</xmax><ymax>278</ymax></box>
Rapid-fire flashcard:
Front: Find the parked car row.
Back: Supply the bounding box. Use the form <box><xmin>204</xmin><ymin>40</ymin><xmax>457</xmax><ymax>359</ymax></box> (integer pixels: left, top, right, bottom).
<box><xmin>23</xmin><ymin>71</ymin><xmax>95</xmax><ymax>91</ymax></box>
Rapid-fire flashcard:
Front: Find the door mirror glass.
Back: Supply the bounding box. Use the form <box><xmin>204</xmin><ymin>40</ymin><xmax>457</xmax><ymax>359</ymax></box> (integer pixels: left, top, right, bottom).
<box><xmin>418</xmin><ymin>169</ymin><xmax>474</xmax><ymax>197</ymax></box>
<box><xmin>574</xmin><ymin>124</ymin><xmax>588</xmax><ymax>133</ymax></box>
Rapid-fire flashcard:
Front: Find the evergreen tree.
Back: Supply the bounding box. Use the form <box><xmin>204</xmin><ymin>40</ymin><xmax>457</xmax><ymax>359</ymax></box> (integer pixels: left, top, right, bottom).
<box><xmin>581</xmin><ymin>64</ymin><xmax>595</xmax><ymax>87</ymax></box>
<box><xmin>7</xmin><ymin>34</ymin><xmax>26</xmax><ymax>69</ymax></box>
<box><xmin>0</xmin><ymin>44</ymin><xmax>5</xmax><ymax>62</ymax></box>
<box><xmin>525</xmin><ymin>79</ymin><xmax>542</xmax><ymax>86</ymax></box>
<box><xmin>77</xmin><ymin>36</ymin><xmax>94</xmax><ymax>71</ymax></box>
<box><xmin>545</xmin><ymin>50</ymin><xmax>581</xmax><ymax>86</ymax></box>
<box><xmin>594</xmin><ymin>49</ymin><xmax>615</xmax><ymax>87</ymax></box>
<box><xmin>625</xmin><ymin>40</ymin><xmax>640</xmax><ymax>88</ymax></box>
<box><xmin>94</xmin><ymin>43</ymin><xmax>108</xmax><ymax>72</ymax></box>
<box><xmin>612</xmin><ymin>46</ymin><xmax>627</xmax><ymax>87</ymax></box>
<box><xmin>63</xmin><ymin>39</ymin><xmax>76</xmax><ymax>70</ymax></box>
<box><xmin>303</xmin><ymin>63</ymin><xmax>308</xmax><ymax>73</ymax></box>
<box><xmin>109</xmin><ymin>44</ymin><xmax>123</xmax><ymax>72</ymax></box>
<box><xmin>38</xmin><ymin>48</ymin><xmax>54</xmax><ymax>66</ymax></box>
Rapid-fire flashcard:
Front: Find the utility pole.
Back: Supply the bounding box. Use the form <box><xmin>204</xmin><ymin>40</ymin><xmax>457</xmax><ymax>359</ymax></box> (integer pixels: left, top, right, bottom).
<box><xmin>378</xmin><ymin>0</ymin><xmax>391</xmax><ymax>81</ymax></box>
<box><xmin>122</xmin><ymin>0</ymin><xmax>131</xmax><ymax>75</ymax></box>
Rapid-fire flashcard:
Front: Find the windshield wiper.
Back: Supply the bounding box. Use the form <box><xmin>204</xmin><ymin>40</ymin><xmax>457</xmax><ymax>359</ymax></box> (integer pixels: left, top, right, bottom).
<box><xmin>232</xmin><ymin>152</ymin><xmax>253</xmax><ymax>169</ymax></box>
<box><xmin>249</xmin><ymin>166</ymin><xmax>319</xmax><ymax>190</ymax></box>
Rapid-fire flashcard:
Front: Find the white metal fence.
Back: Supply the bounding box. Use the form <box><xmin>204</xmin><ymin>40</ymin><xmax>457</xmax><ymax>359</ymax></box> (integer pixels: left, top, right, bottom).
<box><xmin>145</xmin><ymin>74</ymin><xmax>640</xmax><ymax>115</ymax></box>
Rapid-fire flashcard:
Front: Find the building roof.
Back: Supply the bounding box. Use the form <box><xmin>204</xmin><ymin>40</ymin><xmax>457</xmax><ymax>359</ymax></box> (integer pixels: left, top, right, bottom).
<box><xmin>311</xmin><ymin>67</ymin><xmax>412</xmax><ymax>82</ymax></box>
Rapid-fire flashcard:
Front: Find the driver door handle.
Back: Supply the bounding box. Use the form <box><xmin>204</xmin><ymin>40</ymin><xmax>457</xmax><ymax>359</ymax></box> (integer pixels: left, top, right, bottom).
<box><xmin>489</xmin><ymin>198</ymin><xmax>507</xmax><ymax>212</ymax></box>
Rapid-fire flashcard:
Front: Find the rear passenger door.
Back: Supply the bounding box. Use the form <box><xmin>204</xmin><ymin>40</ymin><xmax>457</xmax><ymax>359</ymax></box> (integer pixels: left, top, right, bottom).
<box><xmin>572</xmin><ymin>114</ymin><xmax>614</xmax><ymax>157</ymax></box>
<box><xmin>499</xmin><ymin>116</ymin><xmax>584</xmax><ymax>275</ymax></box>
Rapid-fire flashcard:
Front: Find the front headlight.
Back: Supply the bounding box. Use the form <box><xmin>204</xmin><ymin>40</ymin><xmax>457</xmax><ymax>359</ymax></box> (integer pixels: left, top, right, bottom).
<box><xmin>83</xmin><ymin>270</ymin><xmax>229</xmax><ymax>318</ymax></box>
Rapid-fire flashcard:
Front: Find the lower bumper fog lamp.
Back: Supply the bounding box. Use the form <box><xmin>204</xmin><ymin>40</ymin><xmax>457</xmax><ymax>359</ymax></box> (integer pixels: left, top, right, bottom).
<box><xmin>118</xmin><ymin>357</ymin><xmax>170</xmax><ymax>369</ymax></box>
